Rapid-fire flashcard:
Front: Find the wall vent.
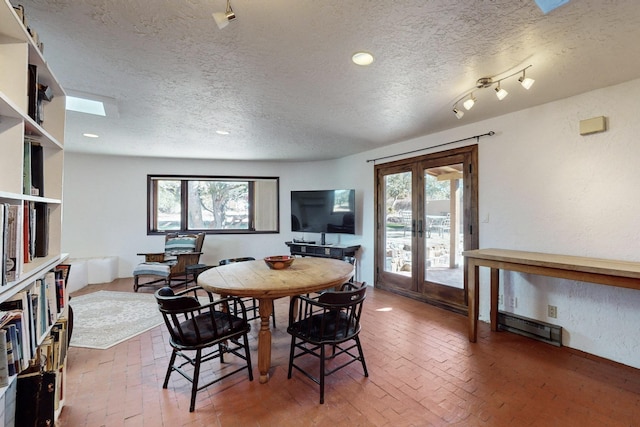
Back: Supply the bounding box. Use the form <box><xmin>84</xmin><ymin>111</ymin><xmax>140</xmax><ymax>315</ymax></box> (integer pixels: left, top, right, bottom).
<box><xmin>497</xmin><ymin>311</ymin><xmax>562</xmax><ymax>347</ymax></box>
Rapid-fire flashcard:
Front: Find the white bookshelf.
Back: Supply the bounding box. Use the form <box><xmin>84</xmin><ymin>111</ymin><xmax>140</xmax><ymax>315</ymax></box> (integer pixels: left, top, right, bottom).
<box><xmin>0</xmin><ymin>0</ymin><xmax>68</xmax><ymax>424</ymax></box>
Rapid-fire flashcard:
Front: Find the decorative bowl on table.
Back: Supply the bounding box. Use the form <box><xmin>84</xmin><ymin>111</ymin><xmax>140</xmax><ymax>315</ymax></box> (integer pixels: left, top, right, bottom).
<box><xmin>264</xmin><ymin>255</ymin><xmax>295</xmax><ymax>270</ymax></box>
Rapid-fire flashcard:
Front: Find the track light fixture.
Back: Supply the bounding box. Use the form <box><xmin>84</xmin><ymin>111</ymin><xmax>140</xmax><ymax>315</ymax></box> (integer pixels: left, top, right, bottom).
<box><xmin>463</xmin><ymin>94</ymin><xmax>476</xmax><ymax>110</ymax></box>
<box><xmin>213</xmin><ymin>0</ymin><xmax>236</xmax><ymax>29</ymax></box>
<box><xmin>518</xmin><ymin>69</ymin><xmax>535</xmax><ymax>90</ymax></box>
<box><xmin>495</xmin><ymin>82</ymin><xmax>508</xmax><ymax>100</ymax></box>
<box><xmin>451</xmin><ymin>65</ymin><xmax>534</xmax><ymax>119</ymax></box>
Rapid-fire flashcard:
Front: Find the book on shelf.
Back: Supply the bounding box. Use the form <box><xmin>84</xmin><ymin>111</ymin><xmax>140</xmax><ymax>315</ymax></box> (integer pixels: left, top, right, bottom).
<box><xmin>6</xmin><ymin>319</ymin><xmax>24</xmax><ymax>372</ymax></box>
<box><xmin>44</xmin><ymin>271</ymin><xmax>58</xmax><ymax>327</ymax></box>
<box><xmin>30</xmin><ymin>204</ymin><xmax>36</xmax><ymax>262</ymax></box>
<box><xmin>31</xmin><ymin>273</ymin><xmax>58</xmax><ymax>339</ymax></box>
<box><xmin>3</xmin><ymin>324</ymin><xmax>18</xmax><ymax>377</ymax></box>
<box><xmin>0</xmin><ymin>329</ymin><xmax>8</xmax><ymax>387</ymax></box>
<box><xmin>44</xmin><ymin>271</ymin><xmax>57</xmax><ymax>326</ymax></box>
<box><xmin>29</xmin><ymin>289</ymin><xmax>39</xmax><ymax>345</ymax></box>
<box><xmin>34</xmin><ymin>203</ymin><xmax>49</xmax><ymax>258</ymax></box>
<box><xmin>5</xmin><ymin>205</ymin><xmax>21</xmax><ymax>283</ymax></box>
<box><xmin>40</xmin><ymin>322</ymin><xmax>66</xmax><ymax>373</ymax></box>
<box><xmin>23</xmin><ymin>138</ymin><xmax>44</xmax><ymax>197</ymax></box>
<box><xmin>25</xmin><ymin>289</ymin><xmax>38</xmax><ymax>356</ymax></box>
<box><xmin>1</xmin><ymin>204</ymin><xmax>6</xmax><ymax>287</ymax></box>
<box><xmin>54</xmin><ymin>266</ymin><xmax>68</xmax><ymax>313</ymax></box>
<box><xmin>30</xmin><ymin>142</ymin><xmax>44</xmax><ymax>197</ymax></box>
<box><xmin>27</xmin><ymin>64</ymin><xmax>38</xmax><ymax>124</ymax></box>
<box><xmin>52</xmin><ymin>319</ymin><xmax>68</xmax><ymax>369</ymax></box>
<box><xmin>1</xmin><ymin>293</ymin><xmax>35</xmax><ymax>369</ymax></box>
<box><xmin>37</xmin><ymin>278</ymin><xmax>47</xmax><ymax>339</ymax></box>
<box><xmin>22</xmin><ymin>141</ymin><xmax>31</xmax><ymax>196</ymax></box>
<box><xmin>22</xmin><ymin>202</ymin><xmax>37</xmax><ymax>264</ymax></box>
<box><xmin>22</xmin><ymin>203</ymin><xmax>30</xmax><ymax>264</ymax></box>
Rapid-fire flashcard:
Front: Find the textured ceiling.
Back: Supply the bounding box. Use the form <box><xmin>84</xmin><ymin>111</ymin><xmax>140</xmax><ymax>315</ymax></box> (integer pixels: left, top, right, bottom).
<box><xmin>18</xmin><ymin>0</ymin><xmax>640</xmax><ymax>161</ymax></box>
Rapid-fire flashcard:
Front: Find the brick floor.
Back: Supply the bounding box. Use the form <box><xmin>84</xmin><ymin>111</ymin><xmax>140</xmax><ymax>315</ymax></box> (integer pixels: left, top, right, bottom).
<box><xmin>58</xmin><ymin>278</ymin><xmax>640</xmax><ymax>426</ymax></box>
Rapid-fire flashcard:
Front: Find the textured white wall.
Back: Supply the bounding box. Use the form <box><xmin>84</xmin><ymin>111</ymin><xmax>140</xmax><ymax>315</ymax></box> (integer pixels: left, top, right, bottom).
<box><xmin>63</xmin><ymin>77</ymin><xmax>640</xmax><ymax>368</ymax></box>
<box><xmin>62</xmin><ymin>156</ymin><xmax>363</xmax><ymax>278</ymax></box>
<box><xmin>347</xmin><ymin>77</ymin><xmax>640</xmax><ymax>369</ymax></box>
<box><xmin>475</xmin><ymin>79</ymin><xmax>640</xmax><ymax>368</ymax></box>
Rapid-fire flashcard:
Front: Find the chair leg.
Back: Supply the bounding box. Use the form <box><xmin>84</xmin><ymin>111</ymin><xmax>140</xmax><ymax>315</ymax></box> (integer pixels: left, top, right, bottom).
<box><xmin>355</xmin><ymin>336</ymin><xmax>369</xmax><ymax>377</ymax></box>
<box><xmin>219</xmin><ymin>343</ymin><xmax>225</xmax><ymax>363</ymax></box>
<box><xmin>319</xmin><ymin>344</ymin><xmax>326</xmax><ymax>404</ymax></box>
<box><xmin>243</xmin><ymin>333</ymin><xmax>254</xmax><ymax>381</ymax></box>
<box><xmin>287</xmin><ymin>336</ymin><xmax>296</xmax><ymax>379</ymax></box>
<box><xmin>133</xmin><ymin>276</ymin><xmax>139</xmax><ymax>292</ymax></box>
<box><xmin>163</xmin><ymin>350</ymin><xmax>178</xmax><ymax>388</ymax></box>
<box><xmin>189</xmin><ymin>349</ymin><xmax>202</xmax><ymax>412</ymax></box>
<box><xmin>271</xmin><ymin>301</ymin><xmax>276</xmax><ymax>328</ymax></box>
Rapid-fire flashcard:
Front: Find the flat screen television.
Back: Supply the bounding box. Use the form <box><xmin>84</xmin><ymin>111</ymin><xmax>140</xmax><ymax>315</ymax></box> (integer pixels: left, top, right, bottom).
<box><xmin>291</xmin><ymin>189</ymin><xmax>356</xmax><ymax>235</ymax></box>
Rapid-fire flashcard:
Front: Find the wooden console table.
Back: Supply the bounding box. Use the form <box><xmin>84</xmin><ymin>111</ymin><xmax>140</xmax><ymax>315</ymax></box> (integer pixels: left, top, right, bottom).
<box><xmin>463</xmin><ymin>248</ymin><xmax>640</xmax><ymax>342</ymax></box>
<box><xmin>285</xmin><ymin>241</ymin><xmax>360</xmax><ymax>259</ymax></box>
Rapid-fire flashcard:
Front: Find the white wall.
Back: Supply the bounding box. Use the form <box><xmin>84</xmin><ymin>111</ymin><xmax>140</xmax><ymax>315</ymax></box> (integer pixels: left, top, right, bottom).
<box><xmin>63</xmin><ymin>77</ymin><xmax>640</xmax><ymax>369</ymax></box>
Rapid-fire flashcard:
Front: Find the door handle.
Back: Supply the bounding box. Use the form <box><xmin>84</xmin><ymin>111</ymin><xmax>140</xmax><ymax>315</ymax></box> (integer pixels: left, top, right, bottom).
<box><xmin>418</xmin><ymin>219</ymin><xmax>423</xmax><ymax>237</ymax></box>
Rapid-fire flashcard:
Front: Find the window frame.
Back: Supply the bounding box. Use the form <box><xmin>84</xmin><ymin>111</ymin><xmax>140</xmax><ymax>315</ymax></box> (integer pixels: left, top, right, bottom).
<box><xmin>147</xmin><ymin>174</ymin><xmax>280</xmax><ymax>235</ymax></box>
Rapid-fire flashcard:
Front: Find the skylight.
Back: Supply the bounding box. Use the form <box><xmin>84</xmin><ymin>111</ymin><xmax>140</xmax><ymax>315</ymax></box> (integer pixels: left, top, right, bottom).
<box><xmin>66</xmin><ymin>96</ymin><xmax>106</xmax><ymax>116</ymax></box>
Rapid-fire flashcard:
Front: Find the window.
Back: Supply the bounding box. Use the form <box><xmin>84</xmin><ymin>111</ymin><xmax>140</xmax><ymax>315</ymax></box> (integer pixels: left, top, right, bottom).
<box><xmin>148</xmin><ymin>175</ymin><xmax>279</xmax><ymax>234</ymax></box>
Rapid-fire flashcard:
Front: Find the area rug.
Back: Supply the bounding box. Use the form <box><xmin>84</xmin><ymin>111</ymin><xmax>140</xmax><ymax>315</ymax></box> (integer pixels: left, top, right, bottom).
<box><xmin>69</xmin><ymin>290</ymin><xmax>163</xmax><ymax>350</ymax></box>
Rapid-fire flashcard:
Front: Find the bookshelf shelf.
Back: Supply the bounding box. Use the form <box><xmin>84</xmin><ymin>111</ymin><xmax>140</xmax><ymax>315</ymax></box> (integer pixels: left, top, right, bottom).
<box><xmin>0</xmin><ymin>0</ymin><xmax>68</xmax><ymax>425</ymax></box>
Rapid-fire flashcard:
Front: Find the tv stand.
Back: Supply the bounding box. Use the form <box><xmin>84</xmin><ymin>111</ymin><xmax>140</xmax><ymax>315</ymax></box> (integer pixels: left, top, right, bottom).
<box><xmin>285</xmin><ymin>241</ymin><xmax>360</xmax><ymax>260</ymax></box>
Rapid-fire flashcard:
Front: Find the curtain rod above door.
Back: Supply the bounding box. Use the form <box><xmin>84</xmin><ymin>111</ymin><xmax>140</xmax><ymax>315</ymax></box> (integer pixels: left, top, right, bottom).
<box><xmin>366</xmin><ymin>131</ymin><xmax>495</xmax><ymax>164</ymax></box>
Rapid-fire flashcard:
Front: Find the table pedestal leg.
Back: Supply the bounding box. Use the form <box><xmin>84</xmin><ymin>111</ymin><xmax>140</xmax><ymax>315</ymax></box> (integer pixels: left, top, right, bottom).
<box><xmin>257</xmin><ymin>298</ymin><xmax>273</xmax><ymax>383</ymax></box>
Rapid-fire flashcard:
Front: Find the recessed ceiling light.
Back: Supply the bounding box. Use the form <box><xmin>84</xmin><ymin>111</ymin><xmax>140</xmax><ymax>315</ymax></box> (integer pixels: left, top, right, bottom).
<box><xmin>216</xmin><ymin>130</ymin><xmax>230</xmax><ymax>135</ymax></box>
<box><xmin>83</xmin><ymin>133</ymin><xmax>99</xmax><ymax>138</ymax></box>
<box><xmin>352</xmin><ymin>51</ymin><xmax>374</xmax><ymax>66</ymax></box>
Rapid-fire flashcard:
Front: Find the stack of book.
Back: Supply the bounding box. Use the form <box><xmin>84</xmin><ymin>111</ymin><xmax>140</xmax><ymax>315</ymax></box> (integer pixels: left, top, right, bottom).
<box><xmin>1</xmin><ymin>199</ymin><xmax>50</xmax><ymax>286</ymax></box>
<box><xmin>0</xmin><ymin>265</ymin><xmax>69</xmax><ymax>387</ymax></box>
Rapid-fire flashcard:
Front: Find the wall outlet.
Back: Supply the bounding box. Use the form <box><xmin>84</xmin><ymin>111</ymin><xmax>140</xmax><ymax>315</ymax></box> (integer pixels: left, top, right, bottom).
<box><xmin>548</xmin><ymin>305</ymin><xmax>558</xmax><ymax>318</ymax></box>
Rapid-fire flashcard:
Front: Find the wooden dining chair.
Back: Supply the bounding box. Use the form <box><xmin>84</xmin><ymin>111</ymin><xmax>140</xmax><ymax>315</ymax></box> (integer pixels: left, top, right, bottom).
<box><xmin>286</xmin><ymin>284</ymin><xmax>368</xmax><ymax>404</ymax></box>
<box><xmin>155</xmin><ymin>286</ymin><xmax>253</xmax><ymax>412</ymax></box>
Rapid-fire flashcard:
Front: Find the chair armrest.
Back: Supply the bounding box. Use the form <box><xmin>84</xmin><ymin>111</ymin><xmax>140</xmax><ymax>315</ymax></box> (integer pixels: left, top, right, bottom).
<box><xmin>174</xmin><ymin>287</ymin><xmax>247</xmax><ymax>316</ymax></box>
<box><xmin>339</xmin><ymin>281</ymin><xmax>366</xmax><ymax>291</ymax></box>
<box><xmin>137</xmin><ymin>252</ymin><xmax>166</xmax><ymax>262</ymax></box>
<box><xmin>168</xmin><ymin>251</ymin><xmax>203</xmax><ymax>256</ymax></box>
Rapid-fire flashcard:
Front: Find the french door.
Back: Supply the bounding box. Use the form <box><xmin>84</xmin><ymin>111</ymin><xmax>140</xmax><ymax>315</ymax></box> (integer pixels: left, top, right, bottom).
<box><xmin>375</xmin><ymin>146</ymin><xmax>478</xmax><ymax>313</ymax></box>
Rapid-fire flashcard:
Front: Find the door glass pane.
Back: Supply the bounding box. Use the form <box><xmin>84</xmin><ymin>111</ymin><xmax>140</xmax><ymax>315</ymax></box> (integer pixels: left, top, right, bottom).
<box><xmin>424</xmin><ymin>164</ymin><xmax>463</xmax><ymax>288</ymax></box>
<box><xmin>383</xmin><ymin>171</ymin><xmax>412</xmax><ymax>277</ymax></box>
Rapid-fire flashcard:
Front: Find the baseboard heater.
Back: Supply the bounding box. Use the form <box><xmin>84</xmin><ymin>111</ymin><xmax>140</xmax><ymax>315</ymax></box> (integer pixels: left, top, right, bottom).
<box><xmin>497</xmin><ymin>311</ymin><xmax>562</xmax><ymax>347</ymax></box>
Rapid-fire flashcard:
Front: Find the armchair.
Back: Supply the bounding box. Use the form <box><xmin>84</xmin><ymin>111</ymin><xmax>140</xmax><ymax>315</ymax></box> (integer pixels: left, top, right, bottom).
<box><xmin>133</xmin><ymin>233</ymin><xmax>205</xmax><ymax>292</ymax></box>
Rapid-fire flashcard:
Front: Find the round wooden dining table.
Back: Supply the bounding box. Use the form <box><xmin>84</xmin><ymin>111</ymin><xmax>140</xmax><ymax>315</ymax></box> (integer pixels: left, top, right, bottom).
<box><xmin>197</xmin><ymin>257</ymin><xmax>354</xmax><ymax>383</ymax></box>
